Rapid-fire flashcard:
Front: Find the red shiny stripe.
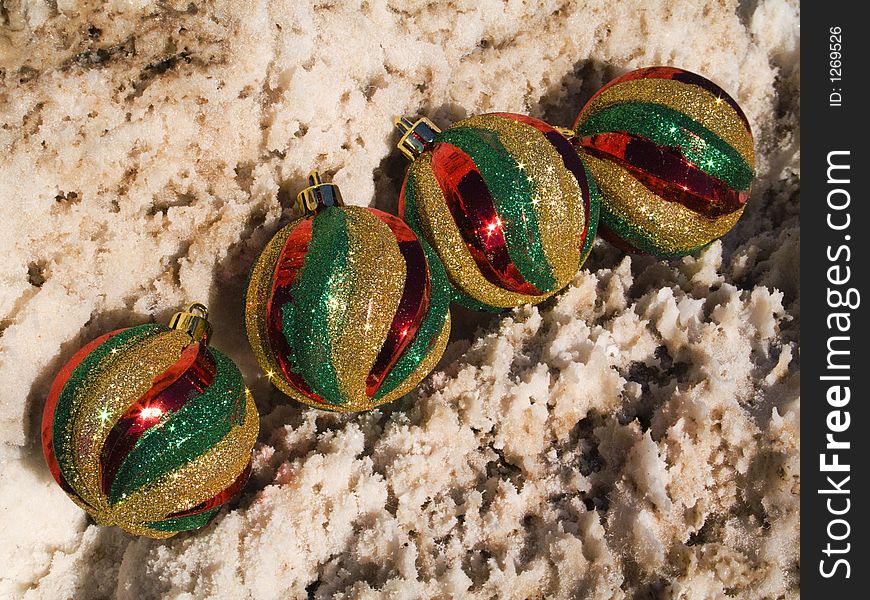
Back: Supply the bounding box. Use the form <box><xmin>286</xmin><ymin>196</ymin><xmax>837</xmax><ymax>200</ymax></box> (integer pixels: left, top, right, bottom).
<box><xmin>99</xmin><ymin>341</ymin><xmax>216</xmax><ymax>495</ymax></box>
<box><xmin>580</xmin><ymin>131</ymin><xmax>747</xmax><ymax>216</ymax></box>
<box><xmin>272</xmin><ymin>219</ymin><xmax>312</xmax><ymax>290</ymax></box>
<box><xmin>577</xmin><ymin>66</ymin><xmax>750</xmax><ymax>131</ymax></box>
<box><xmin>365</xmin><ymin>209</ymin><xmax>430</xmax><ymax>395</ymax></box>
<box><xmin>163</xmin><ymin>461</ymin><xmax>252</xmax><ymax>519</ymax></box>
<box><xmin>430</xmin><ymin>142</ymin><xmax>540</xmax><ymax>295</ymax></box>
<box><xmin>266</xmin><ymin>219</ymin><xmax>327</xmax><ymax>405</ymax></box>
<box><xmin>42</xmin><ymin>328</ymin><xmax>126</xmax><ymax>499</ymax></box>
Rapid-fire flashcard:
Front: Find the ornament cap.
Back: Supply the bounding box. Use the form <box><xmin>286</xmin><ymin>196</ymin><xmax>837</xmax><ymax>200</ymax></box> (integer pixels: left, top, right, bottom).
<box><xmin>297</xmin><ymin>171</ymin><xmax>344</xmax><ymax>215</ymax></box>
<box><xmin>394</xmin><ymin>116</ymin><xmax>440</xmax><ymax>160</ymax></box>
<box><xmin>168</xmin><ymin>302</ymin><xmax>212</xmax><ymax>344</ymax></box>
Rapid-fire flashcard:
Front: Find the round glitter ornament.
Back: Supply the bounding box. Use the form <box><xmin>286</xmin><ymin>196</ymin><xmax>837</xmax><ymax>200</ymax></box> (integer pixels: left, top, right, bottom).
<box><xmin>245</xmin><ymin>172</ymin><xmax>451</xmax><ymax>412</ymax></box>
<box><xmin>573</xmin><ymin>66</ymin><xmax>755</xmax><ymax>257</ymax></box>
<box><xmin>41</xmin><ymin>304</ymin><xmax>259</xmax><ymax>539</ymax></box>
<box><xmin>395</xmin><ymin>113</ymin><xmax>599</xmax><ymax>311</ymax></box>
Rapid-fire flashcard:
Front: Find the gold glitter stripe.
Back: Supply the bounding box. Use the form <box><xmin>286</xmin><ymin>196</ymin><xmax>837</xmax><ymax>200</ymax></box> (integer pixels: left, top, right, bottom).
<box><xmin>331</xmin><ymin>207</ymin><xmax>406</xmax><ymax>406</ymax></box>
<box><xmin>376</xmin><ymin>312</ymin><xmax>451</xmax><ymax>406</ymax></box>
<box><xmin>97</xmin><ymin>517</ymin><xmax>176</xmax><ymax>539</ymax></box>
<box><xmin>245</xmin><ymin>218</ymin><xmax>300</xmax><ymax>394</ymax></box>
<box><xmin>72</xmin><ymin>330</ymin><xmax>192</xmax><ymax>510</ymax></box>
<box><xmin>410</xmin><ymin>154</ymin><xmax>552</xmax><ymax>308</ymax></box>
<box><xmin>108</xmin><ymin>389</ymin><xmax>258</xmax><ymax>527</ymax></box>
<box><xmin>454</xmin><ymin>114</ymin><xmax>584</xmax><ymax>292</ymax></box>
<box><xmin>580</xmin><ymin>78</ymin><xmax>755</xmax><ymax>166</ymax></box>
<box><xmin>584</xmin><ymin>155</ymin><xmax>744</xmax><ymax>255</ymax></box>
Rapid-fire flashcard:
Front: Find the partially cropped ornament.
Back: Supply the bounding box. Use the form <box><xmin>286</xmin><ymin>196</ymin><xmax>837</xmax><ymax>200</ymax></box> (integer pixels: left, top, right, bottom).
<box><xmin>395</xmin><ymin>113</ymin><xmax>599</xmax><ymax>311</ymax></box>
<box><xmin>42</xmin><ymin>304</ymin><xmax>259</xmax><ymax>539</ymax></box>
<box><xmin>246</xmin><ymin>172</ymin><xmax>451</xmax><ymax>412</ymax></box>
<box><xmin>573</xmin><ymin>66</ymin><xmax>755</xmax><ymax>257</ymax></box>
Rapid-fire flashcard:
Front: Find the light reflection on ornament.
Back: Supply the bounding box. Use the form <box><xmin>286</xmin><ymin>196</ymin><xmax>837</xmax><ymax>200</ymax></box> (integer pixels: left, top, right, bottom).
<box><xmin>363</xmin><ymin>300</ymin><xmax>374</xmax><ymax>332</ymax></box>
<box><xmin>139</xmin><ymin>405</ymin><xmax>164</xmax><ymax>421</ymax></box>
<box><xmin>484</xmin><ymin>218</ymin><xmax>503</xmax><ymax>237</ymax></box>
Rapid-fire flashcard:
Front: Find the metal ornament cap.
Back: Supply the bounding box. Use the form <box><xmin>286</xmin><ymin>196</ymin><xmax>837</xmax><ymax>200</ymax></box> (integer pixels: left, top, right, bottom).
<box><xmin>297</xmin><ymin>171</ymin><xmax>344</xmax><ymax>214</ymax></box>
<box><xmin>395</xmin><ymin>116</ymin><xmax>441</xmax><ymax>160</ymax></box>
<box><xmin>168</xmin><ymin>302</ymin><xmax>212</xmax><ymax>344</ymax></box>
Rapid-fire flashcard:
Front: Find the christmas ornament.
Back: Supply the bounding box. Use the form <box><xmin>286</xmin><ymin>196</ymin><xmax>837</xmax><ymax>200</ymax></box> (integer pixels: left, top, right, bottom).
<box><xmin>41</xmin><ymin>304</ymin><xmax>259</xmax><ymax>539</ymax></box>
<box><xmin>245</xmin><ymin>172</ymin><xmax>451</xmax><ymax>412</ymax></box>
<box><xmin>395</xmin><ymin>112</ymin><xmax>599</xmax><ymax>312</ymax></box>
<box><xmin>573</xmin><ymin>66</ymin><xmax>755</xmax><ymax>257</ymax></box>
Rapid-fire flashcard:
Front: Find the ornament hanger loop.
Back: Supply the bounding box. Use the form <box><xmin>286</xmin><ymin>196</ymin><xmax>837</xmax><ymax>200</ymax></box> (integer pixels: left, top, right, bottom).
<box><xmin>394</xmin><ymin>116</ymin><xmax>440</xmax><ymax>160</ymax></box>
<box><xmin>296</xmin><ymin>171</ymin><xmax>344</xmax><ymax>215</ymax></box>
<box><xmin>552</xmin><ymin>125</ymin><xmax>577</xmax><ymax>142</ymax></box>
<box><xmin>187</xmin><ymin>302</ymin><xmax>208</xmax><ymax>318</ymax></box>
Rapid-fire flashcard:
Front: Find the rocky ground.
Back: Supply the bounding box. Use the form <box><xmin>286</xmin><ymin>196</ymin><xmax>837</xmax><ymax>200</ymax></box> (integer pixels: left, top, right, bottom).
<box><xmin>0</xmin><ymin>1</ymin><xmax>799</xmax><ymax>598</ymax></box>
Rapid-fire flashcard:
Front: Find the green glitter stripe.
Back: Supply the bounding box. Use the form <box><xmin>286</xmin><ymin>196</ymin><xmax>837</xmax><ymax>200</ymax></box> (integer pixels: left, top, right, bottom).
<box><xmin>579</xmin><ymin>163</ymin><xmax>600</xmax><ymax>267</ymax></box>
<box><xmin>375</xmin><ymin>235</ymin><xmax>451</xmax><ymax>400</ymax></box>
<box><xmin>578</xmin><ymin>102</ymin><xmax>753</xmax><ymax>191</ymax></box>
<box><xmin>436</xmin><ymin>126</ymin><xmax>558</xmax><ymax>292</ymax></box>
<box><xmin>146</xmin><ymin>506</ymin><xmax>220</xmax><ymax>532</ymax></box>
<box><xmin>601</xmin><ymin>205</ymin><xmax>706</xmax><ymax>258</ymax></box>
<box><xmin>108</xmin><ymin>349</ymin><xmax>247</xmax><ymax>504</ymax></box>
<box><xmin>282</xmin><ymin>207</ymin><xmax>349</xmax><ymax>405</ymax></box>
<box><xmin>53</xmin><ymin>324</ymin><xmax>165</xmax><ymax>494</ymax></box>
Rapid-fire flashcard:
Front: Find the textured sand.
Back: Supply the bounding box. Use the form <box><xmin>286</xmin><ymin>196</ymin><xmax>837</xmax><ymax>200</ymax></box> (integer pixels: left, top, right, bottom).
<box><xmin>0</xmin><ymin>1</ymin><xmax>799</xmax><ymax>598</ymax></box>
